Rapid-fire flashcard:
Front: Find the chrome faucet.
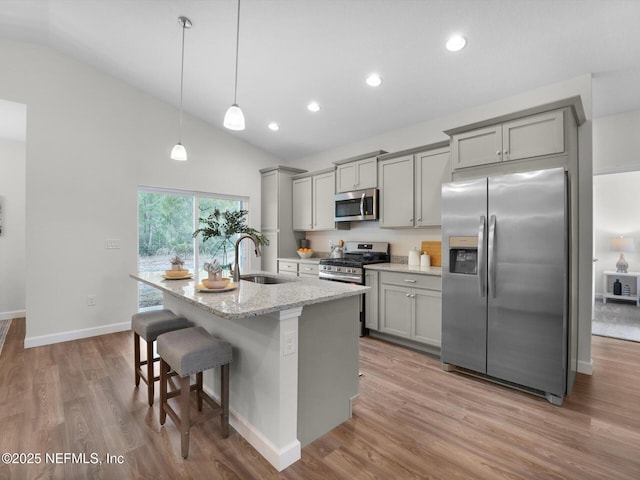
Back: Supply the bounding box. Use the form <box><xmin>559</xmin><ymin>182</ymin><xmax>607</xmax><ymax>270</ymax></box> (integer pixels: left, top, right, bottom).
<box><xmin>233</xmin><ymin>234</ymin><xmax>262</xmax><ymax>282</ymax></box>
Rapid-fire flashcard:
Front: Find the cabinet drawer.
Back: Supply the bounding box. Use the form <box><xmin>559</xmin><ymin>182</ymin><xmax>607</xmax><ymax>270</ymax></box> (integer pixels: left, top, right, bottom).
<box><xmin>379</xmin><ymin>271</ymin><xmax>441</xmax><ymax>291</ymax></box>
<box><xmin>298</xmin><ymin>263</ymin><xmax>319</xmax><ymax>276</ymax></box>
<box><xmin>278</xmin><ymin>261</ymin><xmax>298</xmax><ymax>274</ymax></box>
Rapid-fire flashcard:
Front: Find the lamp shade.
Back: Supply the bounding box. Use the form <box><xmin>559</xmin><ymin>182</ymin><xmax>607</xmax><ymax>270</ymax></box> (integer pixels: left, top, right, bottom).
<box><xmin>170</xmin><ymin>142</ymin><xmax>187</xmax><ymax>161</ymax></box>
<box><xmin>610</xmin><ymin>236</ymin><xmax>635</xmax><ymax>253</ymax></box>
<box><xmin>224</xmin><ymin>104</ymin><xmax>245</xmax><ymax>131</ymax></box>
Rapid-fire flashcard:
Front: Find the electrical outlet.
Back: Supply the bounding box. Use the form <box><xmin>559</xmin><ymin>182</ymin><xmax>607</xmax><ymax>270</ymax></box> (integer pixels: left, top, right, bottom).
<box><xmin>87</xmin><ymin>294</ymin><xmax>96</xmax><ymax>306</ymax></box>
<box><xmin>104</xmin><ymin>238</ymin><xmax>120</xmax><ymax>249</ymax></box>
<box><xmin>283</xmin><ymin>331</ymin><xmax>297</xmax><ymax>356</ymax></box>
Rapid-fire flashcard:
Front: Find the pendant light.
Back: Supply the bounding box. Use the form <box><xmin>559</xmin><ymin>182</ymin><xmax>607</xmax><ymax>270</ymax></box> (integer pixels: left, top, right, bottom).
<box><xmin>170</xmin><ymin>16</ymin><xmax>192</xmax><ymax>161</ymax></box>
<box><xmin>224</xmin><ymin>0</ymin><xmax>245</xmax><ymax>131</ymax></box>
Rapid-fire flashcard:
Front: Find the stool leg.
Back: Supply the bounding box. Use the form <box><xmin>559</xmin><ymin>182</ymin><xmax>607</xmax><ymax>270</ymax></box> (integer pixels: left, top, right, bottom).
<box><xmin>180</xmin><ymin>376</ymin><xmax>191</xmax><ymax>458</ymax></box>
<box><xmin>221</xmin><ymin>363</ymin><xmax>230</xmax><ymax>438</ymax></box>
<box><xmin>147</xmin><ymin>339</ymin><xmax>154</xmax><ymax>406</ymax></box>
<box><xmin>196</xmin><ymin>372</ymin><xmax>203</xmax><ymax>412</ymax></box>
<box><xmin>159</xmin><ymin>358</ymin><xmax>168</xmax><ymax>425</ymax></box>
<box><xmin>134</xmin><ymin>332</ymin><xmax>141</xmax><ymax>387</ymax></box>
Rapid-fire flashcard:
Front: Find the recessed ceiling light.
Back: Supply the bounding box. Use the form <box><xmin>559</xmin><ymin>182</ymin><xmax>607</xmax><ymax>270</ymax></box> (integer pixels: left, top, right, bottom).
<box><xmin>446</xmin><ymin>34</ymin><xmax>467</xmax><ymax>52</ymax></box>
<box><xmin>366</xmin><ymin>73</ymin><xmax>383</xmax><ymax>87</ymax></box>
<box><xmin>268</xmin><ymin>122</ymin><xmax>280</xmax><ymax>131</ymax></box>
<box><xmin>307</xmin><ymin>101</ymin><xmax>321</xmax><ymax>112</ymax></box>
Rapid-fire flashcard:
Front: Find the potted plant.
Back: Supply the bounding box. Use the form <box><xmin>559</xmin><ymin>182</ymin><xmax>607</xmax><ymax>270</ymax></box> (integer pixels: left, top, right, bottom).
<box><xmin>169</xmin><ymin>253</ymin><xmax>185</xmax><ymax>271</ymax></box>
<box><xmin>193</xmin><ymin>209</ymin><xmax>269</xmax><ymax>271</ymax></box>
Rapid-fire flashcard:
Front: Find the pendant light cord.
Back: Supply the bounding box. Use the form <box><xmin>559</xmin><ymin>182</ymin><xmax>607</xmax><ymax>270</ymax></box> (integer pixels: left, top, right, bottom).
<box><xmin>178</xmin><ymin>20</ymin><xmax>186</xmax><ymax>142</ymax></box>
<box><xmin>233</xmin><ymin>0</ymin><xmax>241</xmax><ymax>104</ymax></box>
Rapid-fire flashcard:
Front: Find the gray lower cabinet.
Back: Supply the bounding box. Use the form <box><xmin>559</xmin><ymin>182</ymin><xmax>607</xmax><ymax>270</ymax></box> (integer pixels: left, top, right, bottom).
<box><xmin>298</xmin><ymin>263</ymin><xmax>319</xmax><ymax>277</ymax></box>
<box><xmin>378</xmin><ymin>271</ymin><xmax>441</xmax><ymax>347</ymax></box>
<box><xmin>278</xmin><ymin>260</ymin><xmax>299</xmax><ymax>276</ymax></box>
<box><xmin>364</xmin><ymin>270</ymin><xmax>379</xmax><ymax>329</ymax></box>
<box><xmin>277</xmin><ymin>260</ymin><xmax>320</xmax><ymax>278</ymax></box>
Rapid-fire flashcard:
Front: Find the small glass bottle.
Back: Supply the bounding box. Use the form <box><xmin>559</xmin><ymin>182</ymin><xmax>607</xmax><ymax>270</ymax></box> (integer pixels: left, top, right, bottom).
<box><xmin>613</xmin><ymin>278</ymin><xmax>622</xmax><ymax>295</ymax></box>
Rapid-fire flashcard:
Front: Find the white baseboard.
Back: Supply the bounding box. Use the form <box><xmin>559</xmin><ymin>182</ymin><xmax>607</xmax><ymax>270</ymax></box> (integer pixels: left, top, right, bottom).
<box><xmin>24</xmin><ymin>321</ymin><xmax>131</xmax><ymax>348</ymax></box>
<box><xmin>578</xmin><ymin>359</ymin><xmax>593</xmax><ymax>375</ymax></box>
<box><xmin>203</xmin><ymin>385</ymin><xmax>301</xmax><ymax>471</ymax></box>
<box><xmin>0</xmin><ymin>310</ymin><xmax>26</xmax><ymax>321</ymax></box>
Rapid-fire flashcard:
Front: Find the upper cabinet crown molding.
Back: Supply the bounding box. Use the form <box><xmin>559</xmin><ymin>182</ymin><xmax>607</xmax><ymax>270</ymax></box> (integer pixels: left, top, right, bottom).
<box><xmin>377</xmin><ymin>141</ymin><xmax>449</xmax><ymax>161</ymax></box>
<box><xmin>259</xmin><ymin>165</ymin><xmax>307</xmax><ymax>175</ymax></box>
<box><xmin>332</xmin><ymin>150</ymin><xmax>388</xmax><ymax>166</ymax></box>
<box><xmin>443</xmin><ymin>95</ymin><xmax>586</xmax><ymax>137</ymax></box>
<box><xmin>292</xmin><ymin>166</ymin><xmax>336</xmax><ymax>180</ymax></box>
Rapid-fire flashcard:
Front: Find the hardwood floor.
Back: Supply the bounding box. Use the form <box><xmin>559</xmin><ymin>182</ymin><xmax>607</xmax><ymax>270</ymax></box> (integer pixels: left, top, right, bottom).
<box><xmin>1</xmin><ymin>317</ymin><xmax>639</xmax><ymax>479</ymax></box>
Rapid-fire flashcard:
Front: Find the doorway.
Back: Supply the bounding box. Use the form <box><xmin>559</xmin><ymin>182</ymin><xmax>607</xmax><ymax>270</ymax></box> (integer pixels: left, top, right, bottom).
<box><xmin>592</xmin><ymin>171</ymin><xmax>640</xmax><ymax>341</ymax></box>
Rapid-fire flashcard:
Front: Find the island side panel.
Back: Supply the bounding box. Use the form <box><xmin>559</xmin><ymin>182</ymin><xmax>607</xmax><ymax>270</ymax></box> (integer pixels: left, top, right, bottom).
<box><xmin>162</xmin><ymin>293</ymin><xmax>301</xmax><ymax>470</ymax></box>
<box><xmin>297</xmin><ymin>295</ymin><xmax>360</xmax><ymax>447</ymax></box>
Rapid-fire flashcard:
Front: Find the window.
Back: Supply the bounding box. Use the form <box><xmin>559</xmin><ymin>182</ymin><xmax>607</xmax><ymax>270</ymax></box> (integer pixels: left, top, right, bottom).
<box><xmin>137</xmin><ymin>187</ymin><xmax>249</xmax><ymax>308</ymax></box>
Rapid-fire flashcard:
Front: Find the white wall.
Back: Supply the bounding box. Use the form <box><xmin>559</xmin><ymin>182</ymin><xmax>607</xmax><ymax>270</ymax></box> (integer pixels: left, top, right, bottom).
<box><xmin>290</xmin><ymin>74</ymin><xmax>595</xmax><ymax>374</ymax></box>
<box><xmin>0</xmin><ymin>136</ymin><xmax>26</xmax><ymax>318</ymax></box>
<box><xmin>0</xmin><ymin>38</ymin><xmax>282</xmax><ymax>345</ymax></box>
<box><xmin>593</xmin><ymin>109</ymin><xmax>640</xmax><ymax>174</ymax></box>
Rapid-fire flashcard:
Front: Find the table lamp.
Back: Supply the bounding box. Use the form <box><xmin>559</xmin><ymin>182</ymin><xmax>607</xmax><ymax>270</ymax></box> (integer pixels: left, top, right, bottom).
<box><xmin>610</xmin><ymin>236</ymin><xmax>635</xmax><ymax>273</ymax></box>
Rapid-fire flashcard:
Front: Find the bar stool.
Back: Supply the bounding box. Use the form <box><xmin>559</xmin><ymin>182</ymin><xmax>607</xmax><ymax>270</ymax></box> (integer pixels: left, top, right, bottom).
<box><xmin>157</xmin><ymin>326</ymin><xmax>232</xmax><ymax>458</ymax></box>
<box><xmin>132</xmin><ymin>309</ymin><xmax>190</xmax><ymax>406</ymax></box>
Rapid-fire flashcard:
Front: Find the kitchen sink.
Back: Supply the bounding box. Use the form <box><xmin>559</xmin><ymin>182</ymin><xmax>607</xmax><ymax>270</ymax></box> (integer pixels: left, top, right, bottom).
<box><xmin>240</xmin><ymin>274</ymin><xmax>294</xmax><ymax>285</ymax></box>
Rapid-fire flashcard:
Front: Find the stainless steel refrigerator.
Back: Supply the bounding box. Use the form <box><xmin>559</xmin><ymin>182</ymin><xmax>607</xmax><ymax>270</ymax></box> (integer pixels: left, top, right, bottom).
<box><xmin>441</xmin><ymin>167</ymin><xmax>573</xmax><ymax>405</ymax></box>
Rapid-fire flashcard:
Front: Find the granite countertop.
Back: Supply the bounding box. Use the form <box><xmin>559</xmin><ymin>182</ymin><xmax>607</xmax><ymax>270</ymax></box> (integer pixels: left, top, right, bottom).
<box><xmin>131</xmin><ymin>271</ymin><xmax>368</xmax><ymax>320</ymax></box>
<box><xmin>364</xmin><ymin>263</ymin><xmax>442</xmax><ymax>276</ymax></box>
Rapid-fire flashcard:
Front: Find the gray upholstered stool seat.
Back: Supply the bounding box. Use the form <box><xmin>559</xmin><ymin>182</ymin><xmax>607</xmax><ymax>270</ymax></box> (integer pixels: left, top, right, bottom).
<box><xmin>157</xmin><ymin>326</ymin><xmax>232</xmax><ymax>458</ymax></box>
<box><xmin>131</xmin><ymin>309</ymin><xmax>190</xmax><ymax>406</ymax></box>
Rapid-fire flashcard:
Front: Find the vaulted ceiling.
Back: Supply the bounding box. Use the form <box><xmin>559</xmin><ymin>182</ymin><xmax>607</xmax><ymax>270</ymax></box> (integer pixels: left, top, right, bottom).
<box><xmin>2</xmin><ymin>0</ymin><xmax>639</xmax><ymax>159</ymax></box>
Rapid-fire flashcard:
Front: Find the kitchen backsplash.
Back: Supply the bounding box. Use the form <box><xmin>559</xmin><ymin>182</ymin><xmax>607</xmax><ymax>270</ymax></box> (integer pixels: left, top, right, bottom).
<box><xmin>303</xmin><ymin>220</ymin><xmax>442</xmax><ymax>259</ymax></box>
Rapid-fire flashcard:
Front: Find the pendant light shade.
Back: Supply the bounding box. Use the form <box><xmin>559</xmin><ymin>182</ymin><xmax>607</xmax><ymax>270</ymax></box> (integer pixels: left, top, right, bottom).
<box><xmin>224</xmin><ymin>0</ymin><xmax>245</xmax><ymax>131</ymax></box>
<box><xmin>171</xmin><ymin>16</ymin><xmax>192</xmax><ymax>161</ymax></box>
<box><xmin>224</xmin><ymin>104</ymin><xmax>245</xmax><ymax>130</ymax></box>
<box><xmin>170</xmin><ymin>142</ymin><xmax>187</xmax><ymax>161</ymax></box>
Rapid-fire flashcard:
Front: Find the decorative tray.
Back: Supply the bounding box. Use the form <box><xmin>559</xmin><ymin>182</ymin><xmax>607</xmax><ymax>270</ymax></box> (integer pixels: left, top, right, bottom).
<box><xmin>195</xmin><ymin>283</ymin><xmax>237</xmax><ymax>293</ymax></box>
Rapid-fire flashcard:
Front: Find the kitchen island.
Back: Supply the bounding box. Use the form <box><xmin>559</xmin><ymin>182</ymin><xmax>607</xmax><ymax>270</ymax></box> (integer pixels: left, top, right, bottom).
<box><xmin>130</xmin><ymin>271</ymin><xmax>367</xmax><ymax>471</ymax></box>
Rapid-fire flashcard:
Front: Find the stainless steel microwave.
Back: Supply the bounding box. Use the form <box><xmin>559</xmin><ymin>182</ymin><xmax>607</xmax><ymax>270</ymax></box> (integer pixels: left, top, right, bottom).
<box><xmin>334</xmin><ymin>188</ymin><xmax>378</xmax><ymax>222</ymax></box>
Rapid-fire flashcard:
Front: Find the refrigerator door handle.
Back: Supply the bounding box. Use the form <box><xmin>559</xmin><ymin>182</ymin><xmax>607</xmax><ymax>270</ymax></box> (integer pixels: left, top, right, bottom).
<box><xmin>478</xmin><ymin>215</ymin><xmax>487</xmax><ymax>297</ymax></box>
<box><xmin>488</xmin><ymin>215</ymin><xmax>497</xmax><ymax>298</ymax></box>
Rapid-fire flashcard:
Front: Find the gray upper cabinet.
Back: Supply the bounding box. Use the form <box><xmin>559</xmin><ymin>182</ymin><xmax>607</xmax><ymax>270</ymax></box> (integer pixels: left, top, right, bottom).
<box><xmin>415</xmin><ymin>147</ymin><xmax>451</xmax><ymax>227</ymax></box>
<box><xmin>292</xmin><ymin>169</ymin><xmax>336</xmax><ymax>231</ymax></box>
<box><xmin>313</xmin><ymin>170</ymin><xmax>336</xmax><ymax>230</ymax></box>
<box><xmin>378</xmin><ymin>142</ymin><xmax>450</xmax><ymax>228</ymax></box>
<box><xmin>450</xmin><ymin>110</ymin><xmax>565</xmax><ymax>170</ymax></box>
<box><xmin>292</xmin><ymin>176</ymin><xmax>313</xmax><ymax>231</ymax></box>
<box><xmin>378</xmin><ymin>155</ymin><xmax>415</xmax><ymax>228</ymax></box>
<box><xmin>334</xmin><ymin>150</ymin><xmax>386</xmax><ymax>193</ymax></box>
<box><xmin>336</xmin><ymin>157</ymin><xmax>377</xmax><ymax>192</ymax></box>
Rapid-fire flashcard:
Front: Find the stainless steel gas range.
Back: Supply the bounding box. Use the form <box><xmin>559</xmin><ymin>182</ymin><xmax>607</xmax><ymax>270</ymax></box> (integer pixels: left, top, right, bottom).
<box><xmin>319</xmin><ymin>241</ymin><xmax>390</xmax><ymax>335</ymax></box>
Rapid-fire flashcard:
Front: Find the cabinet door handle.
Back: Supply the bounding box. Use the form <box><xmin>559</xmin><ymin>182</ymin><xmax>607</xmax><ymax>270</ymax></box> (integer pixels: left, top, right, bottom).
<box><xmin>496</xmin><ymin>150</ymin><xmax>501</xmax><ymax>156</ymax></box>
<box><xmin>406</xmin><ymin>293</ymin><xmax>411</xmax><ymax>297</ymax></box>
<box><xmin>417</xmin><ymin>217</ymin><xmax>422</xmax><ymax>222</ymax></box>
<box><xmin>404</xmin><ymin>279</ymin><xmax>417</xmax><ymax>283</ymax></box>
<box><xmin>503</xmin><ymin>149</ymin><xmax>508</xmax><ymax>155</ymax></box>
